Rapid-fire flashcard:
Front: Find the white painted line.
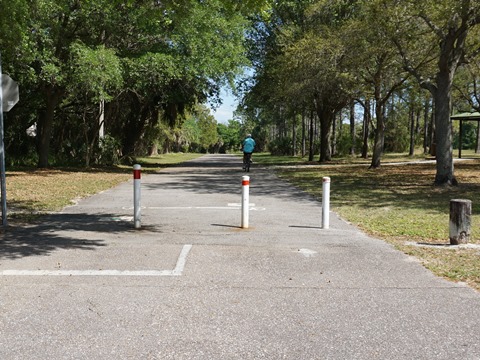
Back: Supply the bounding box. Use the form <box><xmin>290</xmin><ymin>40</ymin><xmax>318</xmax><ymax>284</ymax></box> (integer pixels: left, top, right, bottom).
<box><xmin>121</xmin><ymin>206</ymin><xmax>265</xmax><ymax>211</ymax></box>
<box><xmin>0</xmin><ymin>245</ymin><xmax>193</xmax><ymax>277</ymax></box>
<box><xmin>100</xmin><ymin>216</ymin><xmax>134</xmax><ymax>222</ymax></box>
<box><xmin>0</xmin><ymin>269</ymin><xmax>176</xmax><ymax>276</ymax></box>
<box><xmin>297</xmin><ymin>248</ymin><xmax>317</xmax><ymax>257</ymax></box>
<box><xmin>117</xmin><ymin>216</ymin><xmax>134</xmax><ymax>222</ymax></box>
<box><xmin>172</xmin><ymin>244</ymin><xmax>192</xmax><ymax>275</ymax></box>
<box><xmin>405</xmin><ymin>241</ymin><xmax>480</xmax><ymax>250</ymax></box>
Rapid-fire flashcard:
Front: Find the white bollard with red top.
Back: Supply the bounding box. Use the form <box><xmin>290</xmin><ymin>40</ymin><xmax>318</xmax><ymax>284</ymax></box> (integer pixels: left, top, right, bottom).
<box><xmin>322</xmin><ymin>177</ymin><xmax>330</xmax><ymax>229</ymax></box>
<box><xmin>241</xmin><ymin>176</ymin><xmax>250</xmax><ymax>229</ymax></box>
<box><xmin>133</xmin><ymin>164</ymin><xmax>141</xmax><ymax>229</ymax></box>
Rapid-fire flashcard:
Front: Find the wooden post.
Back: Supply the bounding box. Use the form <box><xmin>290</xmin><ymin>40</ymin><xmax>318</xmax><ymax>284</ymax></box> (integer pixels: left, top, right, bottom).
<box><xmin>449</xmin><ymin>199</ymin><xmax>472</xmax><ymax>245</ymax></box>
<box><xmin>459</xmin><ymin>119</ymin><xmax>463</xmax><ymax>159</ymax></box>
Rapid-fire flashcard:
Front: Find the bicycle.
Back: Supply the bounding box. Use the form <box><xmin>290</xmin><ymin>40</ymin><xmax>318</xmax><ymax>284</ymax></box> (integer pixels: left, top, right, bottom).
<box><xmin>243</xmin><ymin>152</ymin><xmax>252</xmax><ymax>172</ymax></box>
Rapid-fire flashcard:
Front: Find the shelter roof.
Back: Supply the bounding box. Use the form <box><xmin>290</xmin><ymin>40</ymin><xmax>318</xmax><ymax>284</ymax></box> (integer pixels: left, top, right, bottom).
<box><xmin>450</xmin><ymin>112</ymin><xmax>480</xmax><ymax>121</ymax></box>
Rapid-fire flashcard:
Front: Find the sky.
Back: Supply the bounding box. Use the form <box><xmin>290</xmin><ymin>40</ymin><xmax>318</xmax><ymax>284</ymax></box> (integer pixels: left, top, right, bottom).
<box><xmin>209</xmin><ymin>88</ymin><xmax>237</xmax><ymax>124</ymax></box>
<box><xmin>209</xmin><ymin>67</ymin><xmax>254</xmax><ymax>124</ymax></box>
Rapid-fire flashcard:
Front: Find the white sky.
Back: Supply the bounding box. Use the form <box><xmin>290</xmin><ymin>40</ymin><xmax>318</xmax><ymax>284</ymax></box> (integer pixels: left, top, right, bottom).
<box><xmin>210</xmin><ymin>88</ymin><xmax>237</xmax><ymax>124</ymax></box>
<box><xmin>209</xmin><ymin>68</ymin><xmax>253</xmax><ymax>124</ymax></box>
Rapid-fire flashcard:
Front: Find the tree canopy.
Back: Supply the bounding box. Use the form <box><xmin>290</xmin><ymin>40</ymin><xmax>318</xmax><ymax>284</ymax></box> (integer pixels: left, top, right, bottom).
<box><xmin>2</xmin><ymin>0</ymin><xmax>480</xmax><ymax>186</ymax></box>
<box><xmin>240</xmin><ymin>0</ymin><xmax>480</xmax><ymax>185</ymax></box>
<box><xmin>3</xmin><ymin>0</ymin><xmax>262</xmax><ymax>167</ymax></box>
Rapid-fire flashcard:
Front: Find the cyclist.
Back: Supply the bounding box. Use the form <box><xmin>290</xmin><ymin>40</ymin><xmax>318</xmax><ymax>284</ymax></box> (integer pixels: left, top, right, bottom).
<box><xmin>241</xmin><ymin>134</ymin><xmax>256</xmax><ymax>170</ymax></box>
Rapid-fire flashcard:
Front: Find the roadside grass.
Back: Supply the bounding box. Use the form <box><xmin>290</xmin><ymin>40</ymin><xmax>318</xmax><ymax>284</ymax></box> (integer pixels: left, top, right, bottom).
<box><xmin>6</xmin><ymin>153</ymin><xmax>202</xmax><ymax>219</ymax></box>
<box><xmin>130</xmin><ymin>153</ymin><xmax>202</xmax><ymax>170</ymax></box>
<box><xmin>8</xmin><ymin>168</ymin><xmax>131</xmax><ymax>215</ymax></box>
<box><xmin>255</xmin><ymin>148</ymin><xmax>480</xmax><ymax>166</ymax></box>
<box><xmin>255</xmin><ymin>154</ymin><xmax>480</xmax><ymax>291</ymax></box>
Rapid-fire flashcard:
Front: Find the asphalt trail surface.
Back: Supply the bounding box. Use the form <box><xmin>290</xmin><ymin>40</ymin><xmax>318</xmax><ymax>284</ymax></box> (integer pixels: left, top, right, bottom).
<box><xmin>1</xmin><ymin>154</ymin><xmax>479</xmax><ymax>359</ymax></box>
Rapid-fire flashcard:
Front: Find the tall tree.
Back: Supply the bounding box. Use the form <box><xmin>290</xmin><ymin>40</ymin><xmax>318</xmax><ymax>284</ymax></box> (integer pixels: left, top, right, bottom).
<box><xmin>245</xmin><ymin>0</ymin><xmax>355</xmax><ymax>162</ymax></box>
<box><xmin>0</xmin><ymin>0</ymin><xmax>28</xmax><ymax>68</ymax></box>
<box><xmin>6</xmin><ymin>0</ymin><xmax>255</xmax><ymax>166</ymax></box>
<box><xmin>68</xmin><ymin>43</ymin><xmax>123</xmax><ymax>166</ymax></box>
<box><xmin>387</xmin><ymin>0</ymin><xmax>480</xmax><ymax>185</ymax></box>
<box><xmin>343</xmin><ymin>2</ymin><xmax>408</xmax><ymax>168</ymax></box>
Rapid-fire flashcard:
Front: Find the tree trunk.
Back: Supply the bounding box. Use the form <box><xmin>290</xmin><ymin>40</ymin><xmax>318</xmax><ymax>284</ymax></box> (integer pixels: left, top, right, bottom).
<box><xmin>36</xmin><ymin>86</ymin><xmax>62</xmax><ymax>168</ymax></box>
<box><xmin>292</xmin><ymin>113</ymin><xmax>297</xmax><ymax>156</ymax></box>
<box><xmin>475</xmin><ymin>122</ymin><xmax>480</xmax><ymax>154</ymax></box>
<box><xmin>350</xmin><ymin>100</ymin><xmax>355</xmax><ymax>155</ymax></box>
<box><xmin>316</xmin><ymin>106</ymin><xmax>333</xmax><ymax>163</ymax></box>
<box><xmin>429</xmin><ymin>98</ymin><xmax>436</xmax><ymax>157</ymax></box>
<box><xmin>434</xmin><ymin>71</ymin><xmax>456</xmax><ymax>185</ymax></box>
<box><xmin>308</xmin><ymin>109</ymin><xmax>314</xmax><ymax>161</ymax></box>
<box><xmin>409</xmin><ymin>106</ymin><xmax>415</xmax><ymax>156</ymax></box>
<box><xmin>370</xmin><ymin>99</ymin><xmax>385</xmax><ymax>168</ymax></box>
<box><xmin>319</xmin><ymin>114</ymin><xmax>332</xmax><ymax>162</ymax></box>
<box><xmin>423</xmin><ymin>96</ymin><xmax>430</xmax><ymax>154</ymax></box>
<box><xmin>301</xmin><ymin>110</ymin><xmax>306</xmax><ymax>157</ymax></box>
<box><xmin>123</xmin><ymin>101</ymin><xmax>150</xmax><ymax>156</ymax></box>
<box><xmin>82</xmin><ymin>103</ymin><xmax>92</xmax><ymax>168</ymax></box>
<box><xmin>362</xmin><ymin>99</ymin><xmax>370</xmax><ymax>158</ymax></box>
<box><xmin>331</xmin><ymin>112</ymin><xmax>337</xmax><ymax>157</ymax></box>
<box><xmin>149</xmin><ymin>144</ymin><xmax>158</xmax><ymax>156</ymax></box>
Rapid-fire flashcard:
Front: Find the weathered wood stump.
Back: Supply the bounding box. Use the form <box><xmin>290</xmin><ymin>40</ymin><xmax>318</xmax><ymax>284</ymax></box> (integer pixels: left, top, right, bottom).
<box><xmin>449</xmin><ymin>199</ymin><xmax>472</xmax><ymax>245</ymax></box>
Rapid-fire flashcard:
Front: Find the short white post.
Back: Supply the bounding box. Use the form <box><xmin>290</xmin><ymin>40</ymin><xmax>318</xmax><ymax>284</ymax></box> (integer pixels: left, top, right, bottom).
<box><xmin>241</xmin><ymin>176</ymin><xmax>250</xmax><ymax>229</ymax></box>
<box><xmin>133</xmin><ymin>164</ymin><xmax>141</xmax><ymax>229</ymax></box>
<box><xmin>322</xmin><ymin>177</ymin><xmax>330</xmax><ymax>229</ymax></box>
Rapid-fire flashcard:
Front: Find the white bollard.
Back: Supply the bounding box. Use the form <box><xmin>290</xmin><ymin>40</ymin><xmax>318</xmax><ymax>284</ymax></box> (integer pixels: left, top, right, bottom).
<box><xmin>241</xmin><ymin>176</ymin><xmax>250</xmax><ymax>229</ymax></box>
<box><xmin>322</xmin><ymin>177</ymin><xmax>330</xmax><ymax>229</ymax></box>
<box><xmin>133</xmin><ymin>164</ymin><xmax>141</xmax><ymax>229</ymax></box>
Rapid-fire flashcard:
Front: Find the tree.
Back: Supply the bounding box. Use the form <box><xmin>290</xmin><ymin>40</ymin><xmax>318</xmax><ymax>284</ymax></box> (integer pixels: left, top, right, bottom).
<box><xmin>295</xmin><ymin>32</ymin><xmax>352</xmax><ymax>162</ymax></box>
<box><xmin>20</xmin><ymin>0</ymin><xmax>144</xmax><ymax>167</ymax></box>
<box><xmin>0</xmin><ymin>0</ymin><xmax>28</xmax><ymax>67</ymax></box>
<box><xmin>217</xmin><ymin>120</ymin><xmax>243</xmax><ymax>153</ymax></box>
<box><xmin>239</xmin><ymin>0</ymin><xmax>318</xmax><ymax>158</ymax></box>
<box><xmin>242</xmin><ymin>0</ymin><xmax>356</xmax><ymax>162</ymax></box>
<box><xmin>288</xmin><ymin>0</ymin><xmax>358</xmax><ymax>162</ymax></box>
<box><xmin>3</xmin><ymin>0</ymin><xmax>256</xmax><ymax>166</ymax></box>
<box><xmin>68</xmin><ymin>43</ymin><xmax>123</xmax><ymax>166</ymax></box>
<box><xmin>387</xmin><ymin>0</ymin><xmax>480</xmax><ymax>185</ymax></box>
<box><xmin>195</xmin><ymin>106</ymin><xmax>219</xmax><ymax>152</ymax></box>
<box><xmin>342</xmin><ymin>2</ymin><xmax>408</xmax><ymax>168</ymax></box>
<box><xmin>107</xmin><ymin>0</ymin><xmax>251</xmax><ymax>157</ymax></box>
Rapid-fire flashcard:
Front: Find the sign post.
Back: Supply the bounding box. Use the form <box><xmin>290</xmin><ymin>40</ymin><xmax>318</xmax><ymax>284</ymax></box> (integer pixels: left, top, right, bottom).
<box><xmin>1</xmin><ymin>74</ymin><xmax>19</xmax><ymax>112</ymax></box>
<box><xmin>0</xmin><ymin>51</ymin><xmax>20</xmax><ymax>227</ymax></box>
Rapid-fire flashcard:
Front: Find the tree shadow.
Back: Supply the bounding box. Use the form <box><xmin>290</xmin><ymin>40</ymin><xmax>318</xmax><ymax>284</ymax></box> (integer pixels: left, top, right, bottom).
<box><xmin>0</xmin><ymin>212</ymin><xmax>139</xmax><ymax>260</ymax></box>
<box><xmin>167</xmin><ymin>154</ymin><xmax>243</xmax><ymax>169</ymax></box>
<box><xmin>283</xmin><ymin>160</ymin><xmax>480</xmax><ymax>214</ymax></box>
<box><xmin>289</xmin><ymin>225</ymin><xmax>323</xmax><ymax>230</ymax></box>
<box><xmin>143</xmin><ymin>154</ymin><xmax>319</xmax><ymax>205</ymax></box>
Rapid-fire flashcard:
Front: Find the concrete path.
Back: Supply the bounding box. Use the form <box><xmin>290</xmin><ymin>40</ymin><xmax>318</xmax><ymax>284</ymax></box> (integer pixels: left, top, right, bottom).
<box><xmin>1</xmin><ymin>154</ymin><xmax>479</xmax><ymax>359</ymax></box>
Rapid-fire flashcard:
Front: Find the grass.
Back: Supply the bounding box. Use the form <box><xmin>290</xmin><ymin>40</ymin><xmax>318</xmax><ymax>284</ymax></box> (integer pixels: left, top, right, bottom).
<box><xmin>6</xmin><ymin>153</ymin><xmax>203</xmax><ymax>218</ymax></box>
<box><xmin>7</xmin><ymin>168</ymin><xmax>131</xmax><ymax>216</ymax></box>
<box><xmin>253</xmin><ymin>153</ymin><xmax>480</xmax><ymax>291</ymax></box>
<box><xmin>130</xmin><ymin>153</ymin><xmax>202</xmax><ymax>169</ymax></box>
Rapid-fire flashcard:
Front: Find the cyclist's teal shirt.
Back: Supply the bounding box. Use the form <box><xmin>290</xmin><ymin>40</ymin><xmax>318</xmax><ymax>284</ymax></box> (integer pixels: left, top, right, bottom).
<box><xmin>242</xmin><ymin>137</ymin><xmax>255</xmax><ymax>153</ymax></box>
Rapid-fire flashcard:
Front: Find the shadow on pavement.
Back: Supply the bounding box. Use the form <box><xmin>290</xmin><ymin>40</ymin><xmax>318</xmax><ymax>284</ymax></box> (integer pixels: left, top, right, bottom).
<box><xmin>146</xmin><ymin>156</ymin><xmax>319</xmax><ymax>204</ymax></box>
<box><xmin>0</xmin><ymin>213</ymin><xmax>138</xmax><ymax>260</ymax></box>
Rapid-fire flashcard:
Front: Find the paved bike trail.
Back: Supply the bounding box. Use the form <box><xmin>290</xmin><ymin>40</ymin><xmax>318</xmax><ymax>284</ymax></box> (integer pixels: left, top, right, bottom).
<box><xmin>0</xmin><ymin>154</ymin><xmax>479</xmax><ymax>359</ymax></box>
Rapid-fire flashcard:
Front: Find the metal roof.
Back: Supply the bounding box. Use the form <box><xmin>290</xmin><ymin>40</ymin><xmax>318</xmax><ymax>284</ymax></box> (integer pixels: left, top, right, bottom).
<box><xmin>450</xmin><ymin>112</ymin><xmax>480</xmax><ymax>120</ymax></box>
